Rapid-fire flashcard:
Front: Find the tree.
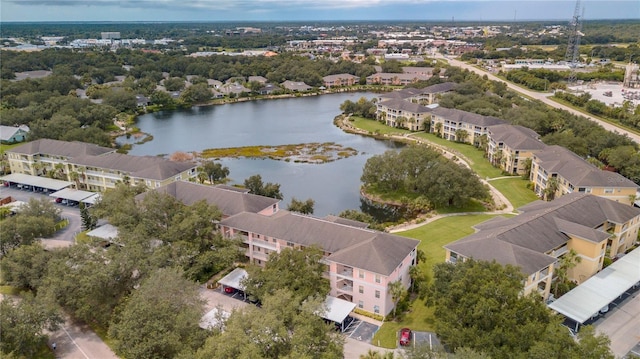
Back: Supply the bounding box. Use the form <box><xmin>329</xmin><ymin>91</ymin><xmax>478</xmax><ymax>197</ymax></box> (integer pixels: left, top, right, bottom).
<box><xmin>79</xmin><ymin>202</ymin><xmax>97</xmax><ymax>231</ymax></box>
<box><xmin>0</xmin><ymin>292</ymin><xmax>63</xmax><ymax>358</ymax></box>
<box><xmin>195</xmin><ymin>289</ymin><xmax>344</xmax><ymax>359</ymax></box>
<box><xmin>287</xmin><ymin>197</ymin><xmax>315</xmax><ymax>214</ymax></box>
<box><xmin>454</xmin><ymin>129</ymin><xmax>469</xmax><ymax>143</ymax></box>
<box><xmin>0</xmin><ymin>198</ymin><xmax>60</xmax><ymax>255</ymax></box>
<box><xmin>573</xmin><ymin>325</ymin><xmax>615</xmax><ymax>359</ymax></box>
<box><xmin>242</xmin><ymin>246</ymin><xmax>329</xmax><ymax>305</ymax></box>
<box><xmin>201</xmin><ymin>160</ymin><xmax>230</xmax><ymax>184</ymax></box>
<box><xmin>244</xmin><ymin>174</ymin><xmax>283</xmax><ymax>200</ymax></box>
<box><xmin>109</xmin><ymin>267</ymin><xmax>206</xmax><ymax>359</ymax></box>
<box><xmin>388</xmin><ymin>280</ymin><xmax>406</xmax><ymax>318</ymax></box>
<box><xmin>553</xmin><ymin>249</ymin><xmax>582</xmax><ymax>297</ymax></box>
<box><xmin>0</xmin><ymin>243</ymin><xmax>52</xmax><ymax>291</ymax></box>
<box><xmin>434</xmin><ymin>122</ymin><xmax>443</xmax><ymax>137</ymax></box>
<box><xmin>544</xmin><ymin>177</ymin><xmax>559</xmax><ymax>201</ymax></box>
<box><xmin>430</xmin><ymin>260</ymin><xmax>552</xmax><ymax>358</ymax></box>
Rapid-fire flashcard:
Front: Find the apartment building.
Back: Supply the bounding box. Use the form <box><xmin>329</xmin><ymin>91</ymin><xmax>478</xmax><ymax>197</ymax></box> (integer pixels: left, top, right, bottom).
<box><xmin>445</xmin><ymin>193</ymin><xmax>640</xmax><ymax>300</ymax></box>
<box><xmin>322</xmin><ymin>74</ymin><xmax>360</xmax><ymax>88</ymax></box>
<box><xmin>149</xmin><ymin>181</ymin><xmax>420</xmax><ymax>316</ymax></box>
<box><xmin>366</xmin><ymin>73</ymin><xmax>429</xmax><ymax>86</ymax></box>
<box><xmin>6</xmin><ymin>139</ymin><xmax>196</xmax><ymax>191</ymax></box>
<box><xmin>530</xmin><ymin>145</ymin><xmax>638</xmax><ymax>205</ymax></box>
<box><xmin>487</xmin><ymin>124</ymin><xmax>546</xmax><ymax>175</ymax></box>
<box><xmin>429</xmin><ymin>106</ymin><xmax>506</xmax><ymax>145</ymax></box>
<box><xmin>376</xmin><ymin>98</ymin><xmax>432</xmax><ymax>131</ymax></box>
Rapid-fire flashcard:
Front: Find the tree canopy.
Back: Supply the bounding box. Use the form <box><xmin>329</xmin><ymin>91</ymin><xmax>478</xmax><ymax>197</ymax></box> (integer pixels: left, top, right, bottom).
<box><xmin>430</xmin><ymin>259</ymin><xmax>614</xmax><ymax>359</ymax></box>
<box><xmin>361</xmin><ymin>145</ymin><xmax>490</xmax><ymax>208</ymax></box>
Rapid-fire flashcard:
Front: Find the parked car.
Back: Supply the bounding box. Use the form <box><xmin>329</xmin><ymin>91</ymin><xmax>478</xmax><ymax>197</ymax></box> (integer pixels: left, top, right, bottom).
<box><xmin>224</xmin><ymin>287</ymin><xmax>236</xmax><ymax>294</ymax></box>
<box><xmin>399</xmin><ymin>328</ymin><xmax>412</xmax><ymax>346</ymax></box>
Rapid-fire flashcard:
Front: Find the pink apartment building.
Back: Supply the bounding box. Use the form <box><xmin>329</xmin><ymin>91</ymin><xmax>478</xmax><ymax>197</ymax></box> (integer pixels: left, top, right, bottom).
<box><xmin>146</xmin><ymin>181</ymin><xmax>420</xmax><ymax>316</ymax></box>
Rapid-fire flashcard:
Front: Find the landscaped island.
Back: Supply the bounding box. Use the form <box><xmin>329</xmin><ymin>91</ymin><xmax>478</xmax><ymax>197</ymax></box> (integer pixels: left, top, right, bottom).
<box><xmin>199</xmin><ymin>142</ymin><xmax>358</xmax><ymax>163</ymax></box>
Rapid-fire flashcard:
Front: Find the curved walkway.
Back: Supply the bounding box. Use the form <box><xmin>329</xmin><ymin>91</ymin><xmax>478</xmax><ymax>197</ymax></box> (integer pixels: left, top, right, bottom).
<box><xmin>337</xmin><ymin>116</ymin><xmax>518</xmax><ymax>234</ymax></box>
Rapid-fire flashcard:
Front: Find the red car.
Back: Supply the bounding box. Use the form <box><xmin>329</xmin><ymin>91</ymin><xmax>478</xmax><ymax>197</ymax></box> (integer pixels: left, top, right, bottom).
<box><xmin>224</xmin><ymin>287</ymin><xmax>236</xmax><ymax>294</ymax></box>
<box><xmin>399</xmin><ymin>328</ymin><xmax>412</xmax><ymax>346</ymax></box>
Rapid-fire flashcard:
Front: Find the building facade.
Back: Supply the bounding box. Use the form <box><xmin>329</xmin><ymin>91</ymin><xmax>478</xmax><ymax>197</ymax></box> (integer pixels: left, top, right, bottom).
<box><xmin>149</xmin><ymin>181</ymin><xmax>420</xmax><ymax>316</ymax></box>
<box><xmin>6</xmin><ymin>139</ymin><xmax>196</xmax><ymax>191</ymax></box>
<box><xmin>429</xmin><ymin>106</ymin><xmax>506</xmax><ymax>145</ymax></box>
<box><xmin>444</xmin><ymin>194</ymin><xmax>640</xmax><ymax>300</ymax></box>
<box><xmin>376</xmin><ymin>98</ymin><xmax>432</xmax><ymax>131</ymax></box>
<box><xmin>530</xmin><ymin>145</ymin><xmax>638</xmax><ymax>205</ymax></box>
<box><xmin>487</xmin><ymin>124</ymin><xmax>546</xmax><ymax>175</ymax></box>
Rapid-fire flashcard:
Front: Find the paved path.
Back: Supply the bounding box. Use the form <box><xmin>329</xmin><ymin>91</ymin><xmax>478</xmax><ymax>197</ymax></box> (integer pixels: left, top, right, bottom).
<box><xmin>594</xmin><ymin>291</ymin><xmax>640</xmax><ymax>358</ymax></box>
<box><xmin>439</xmin><ymin>55</ymin><xmax>640</xmax><ymax>144</ymax></box>
<box><xmin>48</xmin><ymin>317</ymin><xmax>118</xmax><ymax>359</ymax></box>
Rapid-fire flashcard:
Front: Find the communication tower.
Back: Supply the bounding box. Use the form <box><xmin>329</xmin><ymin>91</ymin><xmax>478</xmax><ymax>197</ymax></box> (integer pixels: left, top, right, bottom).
<box><xmin>565</xmin><ymin>0</ymin><xmax>583</xmax><ymax>84</ymax></box>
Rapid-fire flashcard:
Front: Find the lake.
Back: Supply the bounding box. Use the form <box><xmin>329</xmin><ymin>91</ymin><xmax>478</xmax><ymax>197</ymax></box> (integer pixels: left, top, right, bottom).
<box><xmin>121</xmin><ymin>93</ymin><xmax>403</xmax><ymax>217</ymax></box>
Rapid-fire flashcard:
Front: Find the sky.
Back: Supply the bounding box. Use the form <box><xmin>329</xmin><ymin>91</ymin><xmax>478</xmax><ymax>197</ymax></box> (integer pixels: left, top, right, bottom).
<box><xmin>1</xmin><ymin>0</ymin><xmax>638</xmax><ymax>23</ymax></box>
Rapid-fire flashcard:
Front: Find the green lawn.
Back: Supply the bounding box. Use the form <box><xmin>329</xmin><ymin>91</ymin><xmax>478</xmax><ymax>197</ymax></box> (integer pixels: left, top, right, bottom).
<box><xmin>489</xmin><ymin>177</ymin><xmax>539</xmax><ymax>209</ymax></box>
<box><xmin>373</xmin><ymin>214</ymin><xmax>500</xmax><ymax>348</ymax></box>
<box><xmin>0</xmin><ymin>142</ymin><xmax>22</xmax><ymax>155</ymax></box>
<box><xmin>350</xmin><ymin>117</ymin><xmax>411</xmax><ymax>136</ymax></box>
<box><xmin>410</xmin><ymin>133</ymin><xmax>503</xmax><ymax>179</ymax></box>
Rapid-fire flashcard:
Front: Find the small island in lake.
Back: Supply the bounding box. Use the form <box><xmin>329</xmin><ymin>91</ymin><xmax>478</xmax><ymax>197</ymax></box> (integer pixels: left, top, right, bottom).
<box><xmin>199</xmin><ymin>142</ymin><xmax>359</xmax><ymax>163</ymax></box>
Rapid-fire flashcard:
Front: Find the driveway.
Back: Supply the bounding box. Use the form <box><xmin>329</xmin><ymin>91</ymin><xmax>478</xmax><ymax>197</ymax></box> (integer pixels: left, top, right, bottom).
<box><xmin>594</xmin><ymin>288</ymin><xmax>640</xmax><ymax>358</ymax></box>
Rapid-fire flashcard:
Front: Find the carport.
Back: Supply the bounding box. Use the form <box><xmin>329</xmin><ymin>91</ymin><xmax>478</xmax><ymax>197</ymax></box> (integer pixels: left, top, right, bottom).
<box><xmin>548</xmin><ymin>247</ymin><xmax>640</xmax><ymax>332</ymax></box>
<box><xmin>86</xmin><ymin>224</ymin><xmax>119</xmax><ymax>242</ymax></box>
<box><xmin>1</xmin><ymin>173</ymin><xmax>72</xmax><ymax>192</ymax></box>
<box><xmin>49</xmin><ymin>188</ymin><xmax>98</xmax><ymax>206</ymax></box>
<box><xmin>320</xmin><ymin>296</ymin><xmax>357</xmax><ymax>333</ymax></box>
<box><xmin>217</xmin><ymin>267</ymin><xmax>248</xmax><ymax>298</ymax></box>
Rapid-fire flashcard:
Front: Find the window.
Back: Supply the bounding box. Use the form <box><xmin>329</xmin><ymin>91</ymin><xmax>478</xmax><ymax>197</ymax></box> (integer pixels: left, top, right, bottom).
<box><xmin>359</xmin><ymin>270</ymin><xmax>365</xmax><ymax>279</ymax></box>
<box><xmin>359</xmin><ymin>286</ymin><xmax>364</xmax><ymax>294</ymax></box>
<box><xmin>375</xmin><ymin>290</ymin><xmax>380</xmax><ymax>299</ymax></box>
<box><xmin>604</xmin><ymin>188</ymin><xmax>614</xmax><ymax>194</ymax></box>
<box><xmin>287</xmin><ymin>242</ymin><xmax>294</xmax><ymax>247</ymax></box>
<box><xmin>374</xmin><ymin>305</ymin><xmax>380</xmax><ymax>314</ymax></box>
<box><xmin>375</xmin><ymin>275</ymin><xmax>381</xmax><ymax>284</ymax></box>
<box><xmin>358</xmin><ymin>301</ymin><xmax>364</xmax><ymax>309</ymax></box>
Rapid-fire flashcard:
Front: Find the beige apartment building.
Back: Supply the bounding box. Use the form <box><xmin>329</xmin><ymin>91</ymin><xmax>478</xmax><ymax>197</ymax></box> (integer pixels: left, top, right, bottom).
<box><xmin>429</xmin><ymin>106</ymin><xmax>506</xmax><ymax>145</ymax></box>
<box><xmin>530</xmin><ymin>145</ymin><xmax>638</xmax><ymax>205</ymax></box>
<box><xmin>376</xmin><ymin>98</ymin><xmax>432</xmax><ymax>131</ymax></box>
<box><xmin>487</xmin><ymin>124</ymin><xmax>546</xmax><ymax>175</ymax></box>
<box><xmin>445</xmin><ymin>194</ymin><xmax>640</xmax><ymax>300</ymax></box>
<box><xmin>6</xmin><ymin>139</ymin><xmax>196</xmax><ymax>191</ymax></box>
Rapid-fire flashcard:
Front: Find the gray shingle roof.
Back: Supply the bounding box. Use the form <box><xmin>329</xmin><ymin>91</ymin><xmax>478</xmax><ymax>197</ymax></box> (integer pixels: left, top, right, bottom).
<box><xmin>8</xmin><ymin>139</ymin><xmax>114</xmax><ymax>158</ymax></box>
<box><xmin>430</xmin><ymin>107</ymin><xmax>506</xmax><ymax>127</ymax></box>
<box><xmin>445</xmin><ymin>193</ymin><xmax>640</xmax><ymax>274</ymax></box>
<box><xmin>378</xmin><ymin>98</ymin><xmax>431</xmax><ymax>114</ymax></box>
<box><xmin>72</xmin><ymin>153</ymin><xmax>195</xmax><ymax>181</ymax></box>
<box><xmin>417</xmin><ymin>82</ymin><xmax>457</xmax><ymax>94</ymax></box>
<box><xmin>534</xmin><ymin>145</ymin><xmax>638</xmax><ymax>188</ymax></box>
<box><xmin>220</xmin><ymin>210</ymin><xmax>419</xmax><ymax>275</ymax></box>
<box><xmin>488</xmin><ymin>124</ymin><xmax>546</xmax><ymax>150</ymax></box>
<box><xmin>146</xmin><ymin>181</ymin><xmax>279</xmax><ymax>216</ymax></box>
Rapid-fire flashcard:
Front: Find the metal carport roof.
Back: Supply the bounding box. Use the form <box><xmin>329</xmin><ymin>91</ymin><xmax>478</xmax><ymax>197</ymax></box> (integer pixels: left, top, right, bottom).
<box><xmin>1</xmin><ymin>173</ymin><xmax>72</xmax><ymax>191</ymax></box>
<box><xmin>49</xmin><ymin>188</ymin><xmax>96</xmax><ymax>202</ymax></box>
<box><xmin>548</xmin><ymin>247</ymin><xmax>640</xmax><ymax>324</ymax></box>
<box><xmin>217</xmin><ymin>267</ymin><xmax>248</xmax><ymax>291</ymax></box>
<box><xmin>320</xmin><ymin>296</ymin><xmax>356</xmax><ymax>324</ymax></box>
<box><xmin>86</xmin><ymin>224</ymin><xmax>119</xmax><ymax>240</ymax></box>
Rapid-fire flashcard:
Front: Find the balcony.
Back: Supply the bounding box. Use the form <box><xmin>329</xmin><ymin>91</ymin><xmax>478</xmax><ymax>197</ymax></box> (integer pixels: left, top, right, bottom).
<box><xmin>552</xmin><ymin>245</ymin><xmax>568</xmax><ymax>258</ymax></box>
<box><xmin>336</xmin><ymin>264</ymin><xmax>353</xmax><ymax>278</ymax></box>
<box><xmin>336</xmin><ymin>278</ymin><xmax>353</xmax><ymax>293</ymax></box>
<box><xmin>251</xmin><ymin>239</ymin><xmax>277</xmax><ymax>251</ymax></box>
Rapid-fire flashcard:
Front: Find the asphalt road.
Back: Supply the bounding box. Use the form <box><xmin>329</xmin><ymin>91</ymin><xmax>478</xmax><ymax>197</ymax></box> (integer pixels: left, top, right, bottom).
<box><xmin>438</xmin><ymin>55</ymin><xmax>640</xmax><ymax>144</ymax></box>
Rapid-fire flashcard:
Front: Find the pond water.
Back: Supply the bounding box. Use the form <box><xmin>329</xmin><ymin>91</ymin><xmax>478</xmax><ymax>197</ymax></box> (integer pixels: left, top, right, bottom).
<box><xmin>120</xmin><ymin>93</ymin><xmax>404</xmax><ymax>218</ymax></box>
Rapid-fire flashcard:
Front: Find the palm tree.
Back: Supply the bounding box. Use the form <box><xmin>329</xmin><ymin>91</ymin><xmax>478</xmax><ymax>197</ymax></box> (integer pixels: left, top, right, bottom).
<box><xmin>544</xmin><ymin>178</ymin><xmax>559</xmax><ymax>201</ymax></box>
<box><xmin>69</xmin><ymin>171</ymin><xmax>80</xmax><ymax>189</ymax></box>
<box><xmin>553</xmin><ymin>249</ymin><xmax>582</xmax><ymax>297</ymax></box>
<box><xmin>434</xmin><ymin>122</ymin><xmax>443</xmax><ymax>137</ymax></box>
<box><xmin>455</xmin><ymin>129</ymin><xmax>469</xmax><ymax>143</ymax></box>
<box><xmin>388</xmin><ymin>280</ymin><xmax>406</xmax><ymax>318</ymax></box>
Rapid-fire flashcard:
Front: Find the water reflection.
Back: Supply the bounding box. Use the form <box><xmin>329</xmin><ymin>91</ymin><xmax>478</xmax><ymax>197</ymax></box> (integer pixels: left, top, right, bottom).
<box><xmin>121</xmin><ymin>93</ymin><xmax>407</xmax><ymax>217</ymax></box>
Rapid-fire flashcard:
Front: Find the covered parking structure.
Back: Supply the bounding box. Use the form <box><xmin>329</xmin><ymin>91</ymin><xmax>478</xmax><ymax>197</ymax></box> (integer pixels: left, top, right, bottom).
<box><xmin>217</xmin><ymin>267</ymin><xmax>248</xmax><ymax>297</ymax></box>
<box><xmin>548</xmin><ymin>247</ymin><xmax>640</xmax><ymax>332</ymax></box>
<box><xmin>320</xmin><ymin>295</ymin><xmax>357</xmax><ymax>333</ymax></box>
<box><xmin>49</xmin><ymin>188</ymin><xmax>100</xmax><ymax>206</ymax></box>
<box><xmin>217</xmin><ymin>268</ymin><xmax>357</xmax><ymax>332</ymax></box>
<box><xmin>1</xmin><ymin>173</ymin><xmax>72</xmax><ymax>193</ymax></box>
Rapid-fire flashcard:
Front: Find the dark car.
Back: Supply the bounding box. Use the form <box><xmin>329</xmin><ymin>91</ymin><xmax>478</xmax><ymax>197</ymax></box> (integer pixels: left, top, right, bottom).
<box><xmin>399</xmin><ymin>328</ymin><xmax>412</xmax><ymax>346</ymax></box>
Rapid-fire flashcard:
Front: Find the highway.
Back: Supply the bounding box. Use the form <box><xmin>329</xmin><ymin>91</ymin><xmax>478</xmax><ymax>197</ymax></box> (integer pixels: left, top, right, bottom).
<box><xmin>438</xmin><ymin>55</ymin><xmax>640</xmax><ymax>144</ymax></box>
